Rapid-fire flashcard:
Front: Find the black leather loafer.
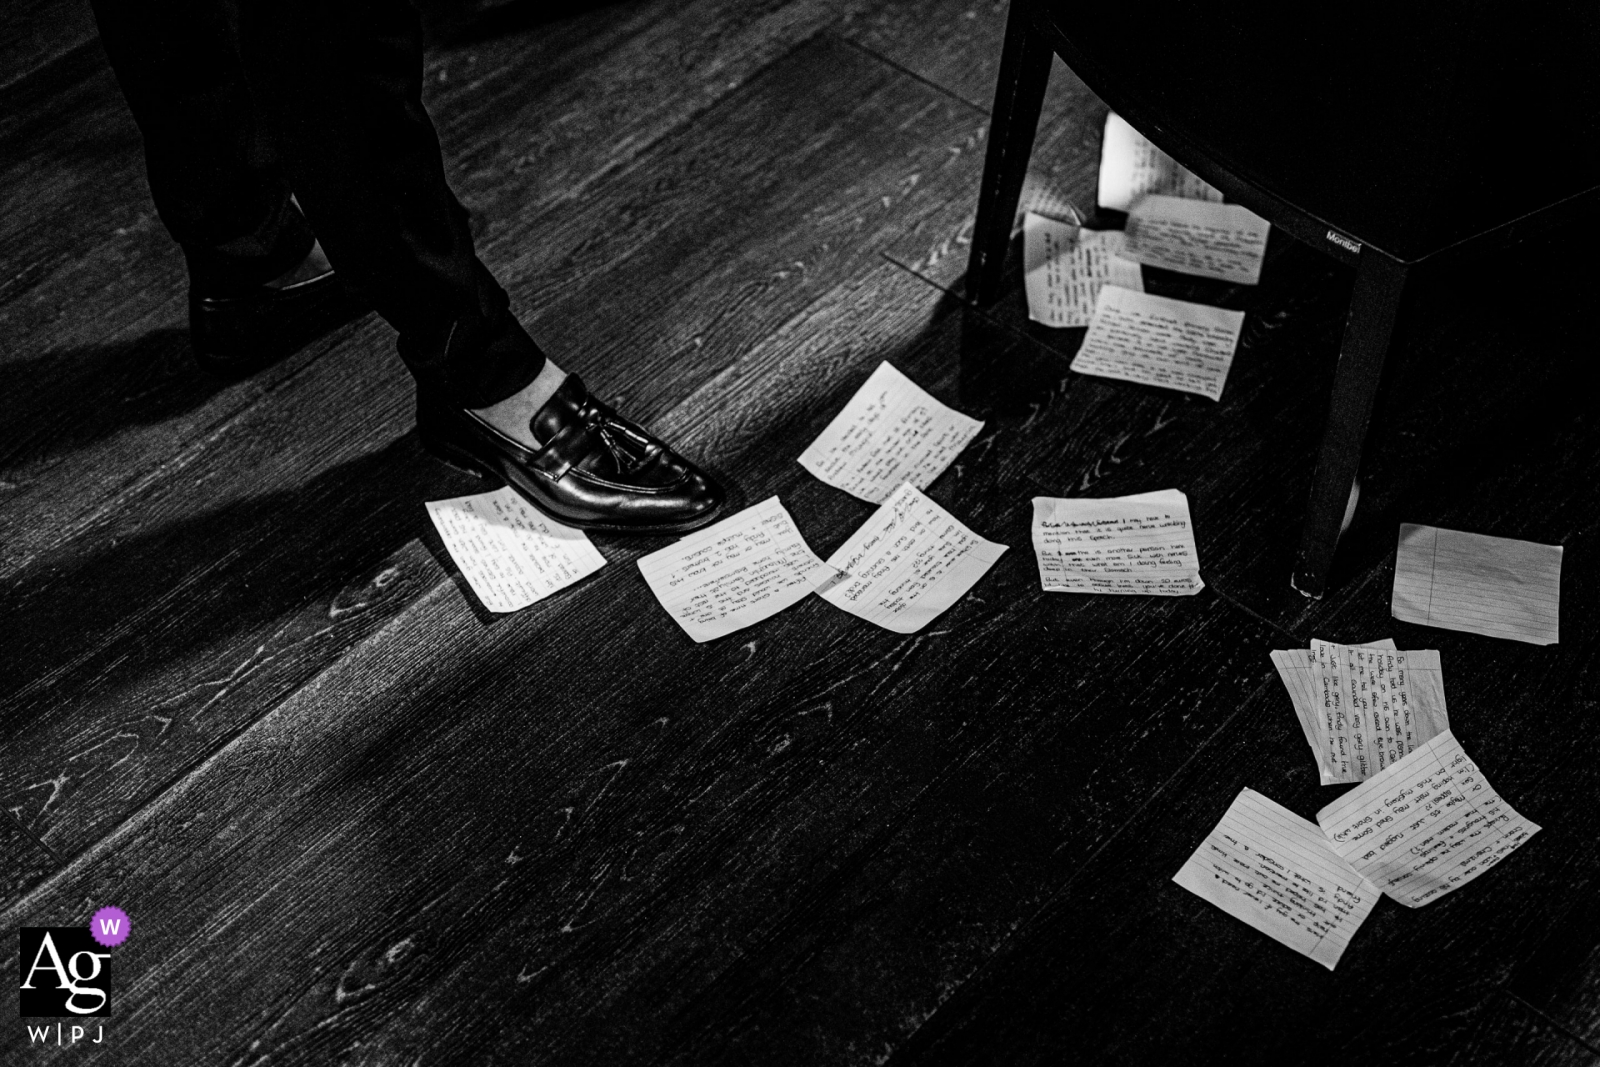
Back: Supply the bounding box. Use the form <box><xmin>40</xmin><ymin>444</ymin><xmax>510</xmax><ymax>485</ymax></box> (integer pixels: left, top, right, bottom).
<box><xmin>190</xmin><ymin>268</ymin><xmax>367</xmax><ymax>378</ymax></box>
<box><xmin>417</xmin><ymin>374</ymin><xmax>726</xmax><ymax>535</ymax></box>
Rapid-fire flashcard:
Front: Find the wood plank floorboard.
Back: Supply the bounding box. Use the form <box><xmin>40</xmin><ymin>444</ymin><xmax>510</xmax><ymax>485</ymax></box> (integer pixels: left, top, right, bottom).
<box><xmin>0</xmin><ymin>28</ymin><xmax>988</xmax><ymax>874</ymax></box>
<box><xmin>1506</xmin><ymin>879</ymin><xmax>1600</xmax><ymax>1048</ymax></box>
<box><xmin>3</xmin><ymin>263</ymin><xmax>1282</xmax><ymax>1065</ymax></box>
<box><xmin>886</xmin><ymin>400</ymin><xmax>1600</xmax><ymax>1066</ymax></box>
<box><xmin>0</xmin><ymin>814</ymin><xmax>56</xmax><ymax>907</ymax></box>
<box><xmin>0</xmin><ymin>0</ymin><xmax>846</xmax><ymax>577</ymax></box>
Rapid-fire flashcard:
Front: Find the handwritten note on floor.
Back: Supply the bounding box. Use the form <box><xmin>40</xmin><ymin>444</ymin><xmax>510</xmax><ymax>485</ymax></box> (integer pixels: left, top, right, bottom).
<box><xmin>1317</xmin><ymin>731</ymin><xmax>1540</xmax><ymax>907</ymax></box>
<box><xmin>818</xmin><ymin>483</ymin><xmax>1006</xmax><ymax>633</ymax></box>
<box><xmin>1124</xmin><ymin>195</ymin><xmax>1271</xmax><ymax>285</ymax></box>
<box><xmin>426</xmin><ymin>487</ymin><xmax>607</xmax><ymax>612</ymax></box>
<box><xmin>1070</xmin><ymin>286</ymin><xmax>1245</xmax><ymax>401</ymax></box>
<box><xmin>1097</xmin><ymin>112</ymin><xmax>1224</xmax><ymax>213</ymax></box>
<box><xmin>1031</xmin><ymin>489</ymin><xmax>1202</xmax><ymax>595</ymax></box>
<box><xmin>1173</xmin><ymin>788</ymin><xmax>1379</xmax><ymax>970</ymax></box>
<box><xmin>1272</xmin><ymin>640</ymin><xmax>1450</xmax><ymax>785</ymax></box>
<box><xmin>1392</xmin><ymin>524</ymin><xmax>1563</xmax><ymax>645</ymax></box>
<box><xmin>1022</xmin><ymin>213</ymin><xmax>1144</xmax><ymax>329</ymax></box>
<box><xmin>798</xmin><ymin>362</ymin><xmax>984</xmax><ymax>505</ymax></box>
<box><xmin>637</xmin><ymin>497</ymin><xmax>839</xmax><ymax>643</ymax></box>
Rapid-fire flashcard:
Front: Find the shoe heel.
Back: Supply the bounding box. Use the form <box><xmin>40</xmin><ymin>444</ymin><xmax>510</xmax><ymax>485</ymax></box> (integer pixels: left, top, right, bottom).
<box><xmin>416</xmin><ymin>420</ymin><xmax>495</xmax><ymax>480</ymax></box>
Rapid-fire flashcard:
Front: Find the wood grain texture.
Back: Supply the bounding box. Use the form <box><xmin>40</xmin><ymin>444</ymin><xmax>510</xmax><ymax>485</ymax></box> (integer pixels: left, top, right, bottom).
<box><xmin>1448</xmin><ymin>993</ymin><xmax>1600</xmax><ymax>1067</ymax></box>
<box><xmin>0</xmin><ymin>0</ymin><xmax>848</xmax><ymax>577</ymax></box>
<box><xmin>2</xmin><ymin>29</ymin><xmax>988</xmax><ymax>869</ymax></box>
<box><xmin>3</xmin><ymin>262</ymin><xmax>1275</xmax><ymax>1065</ymax></box>
<box><xmin>889</xmin><ymin>394</ymin><xmax>1600</xmax><ymax>1067</ymax></box>
<box><xmin>2</xmin><ymin>0</ymin><xmax>1596</xmax><ymax>1062</ymax></box>
<box><xmin>0</xmin><ymin>813</ymin><xmax>56</xmax><ymax>904</ymax></box>
<box><xmin>0</xmin><ymin>0</ymin><xmax>97</xmax><ymax>96</ymax></box>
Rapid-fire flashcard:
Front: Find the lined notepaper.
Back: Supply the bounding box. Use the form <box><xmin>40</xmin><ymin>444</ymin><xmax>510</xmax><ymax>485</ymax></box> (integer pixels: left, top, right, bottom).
<box><xmin>798</xmin><ymin>362</ymin><xmax>984</xmax><ymax>505</ymax></box>
<box><xmin>1392</xmin><ymin>524</ymin><xmax>1562</xmax><ymax>645</ymax></box>
<box><xmin>1124</xmin><ymin>195</ymin><xmax>1270</xmax><ymax>285</ymax></box>
<box><xmin>1097</xmin><ymin>112</ymin><xmax>1224</xmax><ymax>213</ymax></box>
<box><xmin>1272</xmin><ymin>640</ymin><xmax>1450</xmax><ymax>785</ymax></box>
<box><xmin>1317</xmin><ymin>731</ymin><xmax>1540</xmax><ymax>907</ymax></box>
<box><xmin>1173</xmin><ymin>788</ymin><xmax>1379</xmax><ymax>970</ymax></box>
<box><xmin>818</xmin><ymin>483</ymin><xmax>1006</xmax><ymax>633</ymax></box>
<box><xmin>1031</xmin><ymin>489</ymin><xmax>1202</xmax><ymax>595</ymax></box>
<box><xmin>1022</xmin><ymin>213</ymin><xmax>1144</xmax><ymax>329</ymax></box>
<box><xmin>1071</xmin><ymin>286</ymin><xmax>1245</xmax><ymax>401</ymax></box>
<box><xmin>637</xmin><ymin>497</ymin><xmax>839</xmax><ymax>642</ymax></box>
<box><xmin>426</xmin><ymin>487</ymin><xmax>607</xmax><ymax>612</ymax></box>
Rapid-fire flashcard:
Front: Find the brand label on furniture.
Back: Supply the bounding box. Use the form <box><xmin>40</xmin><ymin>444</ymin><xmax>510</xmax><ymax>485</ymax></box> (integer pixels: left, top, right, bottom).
<box><xmin>1325</xmin><ymin>230</ymin><xmax>1362</xmax><ymax>254</ymax></box>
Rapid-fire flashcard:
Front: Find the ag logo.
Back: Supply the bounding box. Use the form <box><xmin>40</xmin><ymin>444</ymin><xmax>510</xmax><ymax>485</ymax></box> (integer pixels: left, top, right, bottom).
<box><xmin>18</xmin><ymin>929</ymin><xmax>110</xmax><ymax>1017</ymax></box>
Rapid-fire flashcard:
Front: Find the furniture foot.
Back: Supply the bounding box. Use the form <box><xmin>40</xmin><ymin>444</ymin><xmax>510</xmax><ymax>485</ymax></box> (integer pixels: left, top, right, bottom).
<box><xmin>1291</xmin><ymin>252</ymin><xmax>1408</xmax><ymax>598</ymax></box>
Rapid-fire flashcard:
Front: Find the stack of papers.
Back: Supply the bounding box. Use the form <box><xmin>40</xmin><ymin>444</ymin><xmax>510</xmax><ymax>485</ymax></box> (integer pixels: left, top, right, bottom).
<box><xmin>1176</xmin><ymin>731</ymin><xmax>1540</xmax><ymax>967</ymax></box>
<box><xmin>1031</xmin><ymin>489</ymin><xmax>1202</xmax><ymax>596</ymax></box>
<box><xmin>1270</xmin><ymin>638</ymin><xmax>1449</xmax><ymax>785</ymax></box>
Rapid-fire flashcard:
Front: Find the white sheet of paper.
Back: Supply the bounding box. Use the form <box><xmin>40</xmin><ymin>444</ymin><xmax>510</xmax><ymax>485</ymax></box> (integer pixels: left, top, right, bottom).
<box><xmin>1392</xmin><ymin>524</ymin><xmax>1563</xmax><ymax>645</ymax></box>
<box><xmin>1299</xmin><ymin>640</ymin><xmax>1449</xmax><ymax>784</ymax></box>
<box><xmin>1097</xmin><ymin>112</ymin><xmax>1224</xmax><ymax>213</ymax></box>
<box><xmin>1123</xmin><ymin>195</ymin><xmax>1271</xmax><ymax>285</ymax></box>
<box><xmin>1031</xmin><ymin>489</ymin><xmax>1202</xmax><ymax>596</ymax></box>
<box><xmin>1317</xmin><ymin>730</ymin><xmax>1541</xmax><ymax>907</ymax></box>
<box><xmin>426</xmin><ymin>486</ymin><xmax>607</xmax><ymax>613</ymax></box>
<box><xmin>818</xmin><ymin>483</ymin><xmax>1006</xmax><ymax>633</ymax></box>
<box><xmin>1070</xmin><ymin>285</ymin><xmax>1245</xmax><ymax>401</ymax></box>
<box><xmin>798</xmin><ymin>362</ymin><xmax>984</xmax><ymax>505</ymax></box>
<box><xmin>1023</xmin><ymin>213</ymin><xmax>1145</xmax><ymax>329</ymax></box>
<box><xmin>1012</xmin><ymin>170</ymin><xmax>1083</xmax><ymax>233</ymax></box>
<box><xmin>637</xmin><ymin>496</ymin><xmax>839</xmax><ymax>643</ymax></box>
<box><xmin>1272</xmin><ymin>639</ymin><xmax>1450</xmax><ymax>785</ymax></box>
<box><xmin>1173</xmin><ymin>788</ymin><xmax>1379</xmax><ymax>971</ymax></box>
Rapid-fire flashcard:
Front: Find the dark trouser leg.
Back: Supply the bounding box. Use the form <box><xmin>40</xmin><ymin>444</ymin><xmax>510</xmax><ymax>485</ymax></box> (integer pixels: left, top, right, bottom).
<box><xmin>965</xmin><ymin>0</ymin><xmax>1052</xmax><ymax>307</ymax></box>
<box><xmin>1292</xmin><ymin>252</ymin><xmax>1408</xmax><ymax>598</ymax></box>
<box><xmin>89</xmin><ymin>0</ymin><xmax>315</xmax><ymax>292</ymax></box>
<box><xmin>234</xmin><ymin>0</ymin><xmax>543</xmax><ymax>408</ymax></box>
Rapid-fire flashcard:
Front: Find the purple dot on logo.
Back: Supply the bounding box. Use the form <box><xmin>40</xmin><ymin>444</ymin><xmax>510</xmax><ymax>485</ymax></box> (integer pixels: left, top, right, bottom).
<box><xmin>90</xmin><ymin>906</ymin><xmax>130</xmax><ymax>948</ymax></box>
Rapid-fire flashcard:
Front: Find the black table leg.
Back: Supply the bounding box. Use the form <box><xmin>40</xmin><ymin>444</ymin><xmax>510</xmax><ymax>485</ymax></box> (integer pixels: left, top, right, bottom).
<box><xmin>1292</xmin><ymin>251</ymin><xmax>1408</xmax><ymax>599</ymax></box>
<box><xmin>964</xmin><ymin>0</ymin><xmax>1052</xmax><ymax>307</ymax></box>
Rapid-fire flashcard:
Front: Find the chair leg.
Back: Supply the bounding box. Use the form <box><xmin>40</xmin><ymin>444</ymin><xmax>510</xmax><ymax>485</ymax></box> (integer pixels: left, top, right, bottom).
<box><xmin>1291</xmin><ymin>252</ymin><xmax>1408</xmax><ymax>598</ymax></box>
<box><xmin>964</xmin><ymin>0</ymin><xmax>1052</xmax><ymax>307</ymax></box>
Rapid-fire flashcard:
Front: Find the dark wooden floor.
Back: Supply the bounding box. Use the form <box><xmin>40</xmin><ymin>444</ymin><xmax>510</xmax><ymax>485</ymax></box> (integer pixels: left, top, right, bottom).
<box><xmin>3</xmin><ymin>2</ymin><xmax>1598</xmax><ymax>1064</ymax></box>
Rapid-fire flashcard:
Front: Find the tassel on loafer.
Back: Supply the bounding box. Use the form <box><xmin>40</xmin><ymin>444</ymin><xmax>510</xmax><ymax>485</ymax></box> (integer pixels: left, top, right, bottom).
<box><xmin>417</xmin><ymin>374</ymin><xmax>726</xmax><ymax>535</ymax></box>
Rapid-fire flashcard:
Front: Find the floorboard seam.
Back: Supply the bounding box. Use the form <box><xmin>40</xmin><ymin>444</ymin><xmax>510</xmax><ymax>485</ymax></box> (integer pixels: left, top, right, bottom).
<box><xmin>1203</xmin><ymin>582</ymin><xmax>1304</xmax><ymax>645</ymax></box>
<box><xmin>1499</xmin><ymin>989</ymin><xmax>1600</xmax><ymax>1058</ymax></box>
<box><xmin>5</xmin><ymin>807</ymin><xmax>62</xmax><ymax>865</ymax></box>
<box><xmin>895</xmin><ymin>670</ymin><xmax>1283</xmax><ymax>1058</ymax></box>
<box><xmin>7</xmin><ymin>248</ymin><xmax>932</xmax><ymax>909</ymax></box>
<box><xmin>831</xmin><ymin>30</ymin><xmax>989</xmax><ymax>115</ymax></box>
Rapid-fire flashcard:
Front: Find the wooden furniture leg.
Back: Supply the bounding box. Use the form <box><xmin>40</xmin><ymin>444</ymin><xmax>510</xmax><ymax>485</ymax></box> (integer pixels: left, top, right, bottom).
<box><xmin>964</xmin><ymin>0</ymin><xmax>1053</xmax><ymax>307</ymax></box>
<box><xmin>1292</xmin><ymin>251</ymin><xmax>1409</xmax><ymax>598</ymax></box>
